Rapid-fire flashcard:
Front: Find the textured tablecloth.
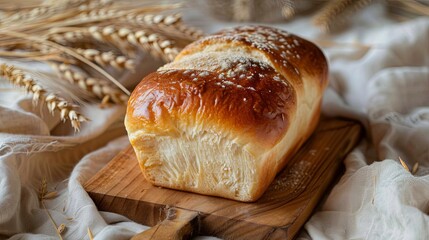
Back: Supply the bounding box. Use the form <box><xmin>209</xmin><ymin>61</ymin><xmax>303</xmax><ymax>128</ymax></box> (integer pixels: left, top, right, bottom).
<box><xmin>1</xmin><ymin>3</ymin><xmax>428</xmax><ymax>240</ymax></box>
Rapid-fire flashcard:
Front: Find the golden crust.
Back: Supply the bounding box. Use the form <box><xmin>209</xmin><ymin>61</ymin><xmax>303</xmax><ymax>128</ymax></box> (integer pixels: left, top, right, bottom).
<box><xmin>127</xmin><ymin>59</ymin><xmax>296</xmax><ymax>150</ymax></box>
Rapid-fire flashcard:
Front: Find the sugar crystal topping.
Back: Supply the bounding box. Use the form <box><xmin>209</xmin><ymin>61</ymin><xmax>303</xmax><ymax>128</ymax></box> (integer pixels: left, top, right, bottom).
<box><xmin>158</xmin><ymin>26</ymin><xmax>303</xmax><ymax>91</ymax></box>
<box><xmin>208</xmin><ymin>26</ymin><xmax>303</xmax><ymax>68</ymax></box>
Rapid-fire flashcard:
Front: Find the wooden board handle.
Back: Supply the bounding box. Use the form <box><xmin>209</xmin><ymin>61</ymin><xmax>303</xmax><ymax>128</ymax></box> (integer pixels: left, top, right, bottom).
<box><xmin>131</xmin><ymin>208</ymin><xmax>200</xmax><ymax>240</ymax></box>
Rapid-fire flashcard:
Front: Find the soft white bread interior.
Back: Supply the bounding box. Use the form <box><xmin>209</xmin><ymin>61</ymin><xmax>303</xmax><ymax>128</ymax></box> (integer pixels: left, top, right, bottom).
<box><xmin>125</xmin><ymin>26</ymin><xmax>328</xmax><ymax>202</ymax></box>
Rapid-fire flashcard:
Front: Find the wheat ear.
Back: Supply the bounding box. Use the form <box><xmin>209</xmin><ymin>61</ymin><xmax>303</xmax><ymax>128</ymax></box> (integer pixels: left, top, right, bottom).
<box><xmin>77</xmin><ymin>7</ymin><xmax>120</xmax><ymax>19</ymax></box>
<box><xmin>233</xmin><ymin>0</ymin><xmax>253</xmax><ymax>21</ymax></box>
<box><xmin>1</xmin><ymin>0</ymin><xmax>86</xmax><ymax>25</ymax></box>
<box><xmin>88</xmin><ymin>26</ymin><xmax>179</xmax><ymax>61</ymax></box>
<box><xmin>124</xmin><ymin>13</ymin><xmax>204</xmax><ymax>40</ymax></box>
<box><xmin>51</xmin><ymin>63</ymin><xmax>128</xmax><ymax>104</ymax></box>
<box><xmin>312</xmin><ymin>0</ymin><xmax>373</xmax><ymax>32</ymax></box>
<box><xmin>75</xmin><ymin>48</ymin><xmax>135</xmax><ymax>70</ymax></box>
<box><xmin>47</xmin><ymin>30</ymin><xmax>87</xmax><ymax>45</ymax></box>
<box><xmin>2</xmin><ymin>6</ymin><xmax>54</xmax><ymax>24</ymax></box>
<box><xmin>0</xmin><ymin>63</ymin><xmax>88</xmax><ymax>131</ymax></box>
<box><xmin>2</xmin><ymin>30</ymin><xmax>130</xmax><ymax>96</ymax></box>
<box><xmin>281</xmin><ymin>0</ymin><xmax>296</xmax><ymax>20</ymax></box>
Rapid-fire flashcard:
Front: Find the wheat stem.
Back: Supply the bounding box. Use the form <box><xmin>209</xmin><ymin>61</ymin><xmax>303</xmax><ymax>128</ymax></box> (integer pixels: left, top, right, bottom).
<box><xmin>87</xmin><ymin>227</ymin><xmax>94</xmax><ymax>240</ymax></box>
<box><xmin>38</xmin><ymin>177</ymin><xmax>63</xmax><ymax>240</ymax></box>
<box><xmin>0</xmin><ymin>50</ymin><xmax>59</xmax><ymax>58</ymax></box>
<box><xmin>41</xmin><ymin>200</ymin><xmax>64</xmax><ymax>240</ymax></box>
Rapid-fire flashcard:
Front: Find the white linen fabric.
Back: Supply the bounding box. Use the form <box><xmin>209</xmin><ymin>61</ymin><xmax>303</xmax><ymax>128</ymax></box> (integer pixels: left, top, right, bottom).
<box><xmin>0</xmin><ymin>4</ymin><xmax>428</xmax><ymax>240</ymax></box>
<box><xmin>303</xmin><ymin>17</ymin><xmax>429</xmax><ymax>240</ymax></box>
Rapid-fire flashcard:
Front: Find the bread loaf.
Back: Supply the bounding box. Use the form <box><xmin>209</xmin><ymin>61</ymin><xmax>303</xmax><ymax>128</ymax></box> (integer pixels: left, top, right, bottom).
<box><xmin>125</xmin><ymin>26</ymin><xmax>328</xmax><ymax>202</ymax></box>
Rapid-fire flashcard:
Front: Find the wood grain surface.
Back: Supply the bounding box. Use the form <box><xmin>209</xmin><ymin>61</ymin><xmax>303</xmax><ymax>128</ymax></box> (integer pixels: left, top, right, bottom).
<box><xmin>84</xmin><ymin>118</ymin><xmax>362</xmax><ymax>239</ymax></box>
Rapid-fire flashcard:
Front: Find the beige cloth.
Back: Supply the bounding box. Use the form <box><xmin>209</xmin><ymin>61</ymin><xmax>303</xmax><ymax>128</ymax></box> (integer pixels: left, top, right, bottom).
<box><xmin>1</xmin><ymin>4</ymin><xmax>429</xmax><ymax>240</ymax></box>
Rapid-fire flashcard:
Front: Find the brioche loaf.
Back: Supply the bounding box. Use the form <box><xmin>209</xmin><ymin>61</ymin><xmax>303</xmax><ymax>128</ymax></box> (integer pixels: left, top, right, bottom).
<box><xmin>125</xmin><ymin>26</ymin><xmax>328</xmax><ymax>202</ymax></box>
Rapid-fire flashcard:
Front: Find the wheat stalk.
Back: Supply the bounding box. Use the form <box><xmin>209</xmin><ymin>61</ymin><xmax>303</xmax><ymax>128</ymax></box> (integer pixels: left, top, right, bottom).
<box><xmin>0</xmin><ymin>63</ymin><xmax>88</xmax><ymax>131</ymax></box>
<box><xmin>0</xmin><ymin>1</ymin><xmax>200</xmax><ymax>130</ymax></box>
<box><xmin>0</xmin><ymin>42</ymin><xmax>73</xmax><ymax>62</ymax></box>
<box><xmin>87</xmin><ymin>227</ymin><xmax>94</xmax><ymax>240</ymax></box>
<box><xmin>38</xmin><ymin>177</ymin><xmax>65</xmax><ymax>240</ymax></box>
<box><xmin>51</xmin><ymin>62</ymin><xmax>128</xmax><ymax>105</ymax></box>
<box><xmin>0</xmin><ymin>41</ymin><xmax>56</xmax><ymax>55</ymax></box>
<box><xmin>1</xmin><ymin>30</ymin><xmax>130</xmax><ymax>96</ymax></box>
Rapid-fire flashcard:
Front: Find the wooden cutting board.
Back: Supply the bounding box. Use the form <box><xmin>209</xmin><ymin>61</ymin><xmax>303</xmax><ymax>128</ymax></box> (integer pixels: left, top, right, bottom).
<box><xmin>84</xmin><ymin>118</ymin><xmax>362</xmax><ymax>240</ymax></box>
